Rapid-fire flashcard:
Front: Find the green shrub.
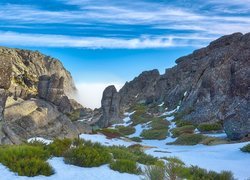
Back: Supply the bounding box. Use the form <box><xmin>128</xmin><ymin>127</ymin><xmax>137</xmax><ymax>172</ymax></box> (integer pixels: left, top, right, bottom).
<box><xmin>150</xmin><ymin>118</ymin><xmax>170</xmax><ymax>130</ymax></box>
<box><xmin>142</xmin><ymin>165</ymin><xmax>166</xmax><ymax>180</ymax></box>
<box><xmin>0</xmin><ymin>145</ymin><xmax>53</xmax><ymax>177</ymax></box>
<box><xmin>197</xmin><ymin>123</ymin><xmax>223</xmax><ymax>132</ymax></box>
<box><xmin>116</xmin><ymin>126</ymin><xmax>136</xmax><ymax>135</ymax></box>
<box><xmin>171</xmin><ymin>125</ymin><xmax>195</xmax><ymax>138</ymax></box>
<box><xmin>130</xmin><ymin>137</ymin><xmax>142</xmax><ymax>142</ymax></box>
<box><xmin>15</xmin><ymin>158</ymin><xmax>54</xmax><ymax>177</ymax></box>
<box><xmin>168</xmin><ymin>134</ymin><xmax>206</xmax><ymax>145</ymax></box>
<box><xmin>109</xmin><ymin>146</ymin><xmax>137</xmax><ymax>161</ymax></box>
<box><xmin>130</xmin><ymin>147</ymin><xmax>158</xmax><ymax>165</ymax></box>
<box><xmin>64</xmin><ymin>146</ymin><xmax>111</xmax><ymax>167</ymax></box>
<box><xmin>240</xmin><ymin>144</ymin><xmax>250</xmax><ymax>153</ymax></box>
<box><xmin>141</xmin><ymin>129</ymin><xmax>168</xmax><ymax>140</ymax></box>
<box><xmin>187</xmin><ymin>166</ymin><xmax>234</xmax><ymax>180</ymax></box>
<box><xmin>165</xmin><ymin>157</ymin><xmax>185</xmax><ymax>180</ymax></box>
<box><xmin>110</xmin><ymin>159</ymin><xmax>141</xmax><ymax>174</ymax></box>
<box><xmin>47</xmin><ymin>138</ymin><xmax>72</xmax><ymax>157</ymax></box>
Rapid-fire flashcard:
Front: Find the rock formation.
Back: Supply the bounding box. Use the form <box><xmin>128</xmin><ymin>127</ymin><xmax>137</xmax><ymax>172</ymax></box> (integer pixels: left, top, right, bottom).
<box><xmin>99</xmin><ymin>32</ymin><xmax>250</xmax><ymax>140</ymax></box>
<box><xmin>0</xmin><ymin>47</ymin><xmax>92</xmax><ymax>144</ymax></box>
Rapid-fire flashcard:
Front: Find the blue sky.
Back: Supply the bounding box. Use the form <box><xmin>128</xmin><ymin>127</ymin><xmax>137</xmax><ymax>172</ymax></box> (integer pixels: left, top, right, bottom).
<box><xmin>1</xmin><ymin>0</ymin><xmax>250</xmax><ymax>108</ymax></box>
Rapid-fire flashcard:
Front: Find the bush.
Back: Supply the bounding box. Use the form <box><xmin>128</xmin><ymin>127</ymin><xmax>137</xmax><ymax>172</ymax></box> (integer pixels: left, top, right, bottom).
<box><xmin>142</xmin><ymin>165</ymin><xmax>166</xmax><ymax>180</ymax></box>
<box><xmin>67</xmin><ymin>109</ymin><xmax>81</xmax><ymax>121</ymax></box>
<box><xmin>240</xmin><ymin>144</ymin><xmax>250</xmax><ymax>153</ymax></box>
<box><xmin>171</xmin><ymin>125</ymin><xmax>195</xmax><ymax>138</ymax></box>
<box><xmin>202</xmin><ymin>137</ymin><xmax>228</xmax><ymax>146</ymax></box>
<box><xmin>64</xmin><ymin>145</ymin><xmax>111</xmax><ymax>167</ymax></box>
<box><xmin>110</xmin><ymin>159</ymin><xmax>141</xmax><ymax>174</ymax></box>
<box><xmin>130</xmin><ymin>137</ymin><xmax>142</xmax><ymax>142</ymax></box>
<box><xmin>109</xmin><ymin>146</ymin><xmax>137</xmax><ymax>161</ymax></box>
<box><xmin>0</xmin><ymin>145</ymin><xmax>53</xmax><ymax>177</ymax></box>
<box><xmin>197</xmin><ymin>123</ymin><xmax>223</xmax><ymax>132</ymax></box>
<box><xmin>150</xmin><ymin>118</ymin><xmax>170</xmax><ymax>130</ymax></box>
<box><xmin>15</xmin><ymin>158</ymin><xmax>54</xmax><ymax>177</ymax></box>
<box><xmin>168</xmin><ymin>134</ymin><xmax>205</xmax><ymax>145</ymax></box>
<box><xmin>47</xmin><ymin>138</ymin><xmax>72</xmax><ymax>157</ymax></box>
<box><xmin>141</xmin><ymin>129</ymin><xmax>168</xmax><ymax>140</ymax></box>
<box><xmin>116</xmin><ymin>126</ymin><xmax>136</xmax><ymax>135</ymax></box>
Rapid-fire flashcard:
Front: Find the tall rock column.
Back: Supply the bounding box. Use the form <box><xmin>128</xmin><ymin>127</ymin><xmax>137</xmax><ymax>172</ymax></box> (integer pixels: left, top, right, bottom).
<box><xmin>98</xmin><ymin>85</ymin><xmax>121</xmax><ymax>127</ymax></box>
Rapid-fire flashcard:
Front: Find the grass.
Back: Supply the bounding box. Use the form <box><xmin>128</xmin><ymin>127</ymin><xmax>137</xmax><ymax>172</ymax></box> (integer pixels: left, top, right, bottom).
<box><xmin>171</xmin><ymin>125</ymin><xmax>195</xmax><ymax>138</ymax></box>
<box><xmin>0</xmin><ymin>145</ymin><xmax>53</xmax><ymax>177</ymax></box>
<box><xmin>201</xmin><ymin>137</ymin><xmax>228</xmax><ymax>145</ymax></box>
<box><xmin>240</xmin><ymin>144</ymin><xmax>250</xmax><ymax>153</ymax></box>
<box><xmin>197</xmin><ymin>122</ymin><xmax>223</xmax><ymax>132</ymax></box>
<box><xmin>116</xmin><ymin>126</ymin><xmax>136</xmax><ymax>135</ymax></box>
<box><xmin>167</xmin><ymin>134</ymin><xmax>206</xmax><ymax>145</ymax></box>
<box><xmin>110</xmin><ymin>159</ymin><xmax>141</xmax><ymax>174</ymax></box>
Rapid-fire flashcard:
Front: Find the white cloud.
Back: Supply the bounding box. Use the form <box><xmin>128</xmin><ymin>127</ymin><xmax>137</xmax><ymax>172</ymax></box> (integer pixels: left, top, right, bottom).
<box><xmin>75</xmin><ymin>82</ymin><xmax>123</xmax><ymax>109</ymax></box>
<box><xmin>0</xmin><ymin>31</ymin><xmax>211</xmax><ymax>48</ymax></box>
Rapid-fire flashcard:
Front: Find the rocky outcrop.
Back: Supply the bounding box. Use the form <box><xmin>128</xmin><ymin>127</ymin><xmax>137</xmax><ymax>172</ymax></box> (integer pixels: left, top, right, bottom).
<box><xmin>98</xmin><ymin>85</ymin><xmax>121</xmax><ymax>127</ymax></box>
<box><xmin>0</xmin><ymin>47</ymin><xmax>92</xmax><ymax>144</ymax></box>
<box><xmin>99</xmin><ymin>32</ymin><xmax>250</xmax><ymax>140</ymax></box>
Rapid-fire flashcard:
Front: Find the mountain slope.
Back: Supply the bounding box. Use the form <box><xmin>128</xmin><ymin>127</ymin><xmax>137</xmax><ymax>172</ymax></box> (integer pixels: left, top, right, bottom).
<box><xmin>99</xmin><ymin>32</ymin><xmax>250</xmax><ymax>140</ymax></box>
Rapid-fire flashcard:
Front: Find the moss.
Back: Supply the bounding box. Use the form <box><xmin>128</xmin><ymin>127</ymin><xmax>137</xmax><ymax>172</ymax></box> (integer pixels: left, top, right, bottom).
<box><xmin>110</xmin><ymin>159</ymin><xmax>141</xmax><ymax>174</ymax></box>
<box><xmin>197</xmin><ymin>123</ymin><xmax>223</xmax><ymax>132</ymax></box>
<box><xmin>168</xmin><ymin>134</ymin><xmax>206</xmax><ymax>145</ymax></box>
<box><xmin>240</xmin><ymin>144</ymin><xmax>250</xmax><ymax>153</ymax></box>
<box><xmin>171</xmin><ymin>125</ymin><xmax>195</xmax><ymax>138</ymax></box>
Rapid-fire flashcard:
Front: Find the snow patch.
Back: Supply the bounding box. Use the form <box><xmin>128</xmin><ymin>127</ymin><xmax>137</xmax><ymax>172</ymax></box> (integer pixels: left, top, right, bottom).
<box><xmin>27</xmin><ymin>137</ymin><xmax>53</xmax><ymax>145</ymax></box>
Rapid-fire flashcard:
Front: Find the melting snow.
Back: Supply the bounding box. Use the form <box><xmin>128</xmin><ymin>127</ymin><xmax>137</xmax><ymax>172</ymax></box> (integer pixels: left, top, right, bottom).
<box><xmin>27</xmin><ymin>137</ymin><xmax>53</xmax><ymax>145</ymax></box>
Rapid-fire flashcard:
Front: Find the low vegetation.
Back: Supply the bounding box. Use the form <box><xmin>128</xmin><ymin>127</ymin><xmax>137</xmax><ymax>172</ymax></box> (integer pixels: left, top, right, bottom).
<box><xmin>168</xmin><ymin>134</ymin><xmax>206</xmax><ymax>145</ymax></box>
<box><xmin>142</xmin><ymin>157</ymin><xmax>234</xmax><ymax>180</ymax></box>
<box><xmin>110</xmin><ymin>159</ymin><xmax>141</xmax><ymax>174</ymax></box>
<box><xmin>98</xmin><ymin>128</ymin><xmax>121</xmax><ymax>138</ymax></box>
<box><xmin>240</xmin><ymin>144</ymin><xmax>250</xmax><ymax>153</ymax></box>
<box><xmin>67</xmin><ymin>109</ymin><xmax>81</xmax><ymax>121</ymax></box>
<box><xmin>47</xmin><ymin>138</ymin><xmax>72</xmax><ymax>157</ymax></box>
<box><xmin>0</xmin><ymin>145</ymin><xmax>53</xmax><ymax>177</ymax></box>
<box><xmin>171</xmin><ymin>125</ymin><xmax>195</xmax><ymax>138</ymax></box>
<box><xmin>197</xmin><ymin>122</ymin><xmax>223</xmax><ymax>132</ymax></box>
<box><xmin>116</xmin><ymin>125</ymin><xmax>136</xmax><ymax>135</ymax></box>
<box><xmin>130</xmin><ymin>136</ymin><xmax>142</xmax><ymax>142</ymax></box>
<box><xmin>140</xmin><ymin>118</ymin><xmax>169</xmax><ymax>140</ymax></box>
<box><xmin>64</xmin><ymin>145</ymin><xmax>111</xmax><ymax>167</ymax></box>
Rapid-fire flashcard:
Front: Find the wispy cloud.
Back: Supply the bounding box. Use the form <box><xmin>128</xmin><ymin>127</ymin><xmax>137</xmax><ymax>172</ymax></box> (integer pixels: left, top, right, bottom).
<box><xmin>0</xmin><ymin>31</ymin><xmax>213</xmax><ymax>48</ymax></box>
<box><xmin>0</xmin><ymin>0</ymin><xmax>249</xmax><ymax>48</ymax></box>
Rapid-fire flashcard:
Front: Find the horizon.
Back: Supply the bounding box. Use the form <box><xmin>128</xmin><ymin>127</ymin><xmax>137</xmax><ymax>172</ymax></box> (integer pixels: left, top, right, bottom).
<box><xmin>1</xmin><ymin>0</ymin><xmax>250</xmax><ymax>108</ymax></box>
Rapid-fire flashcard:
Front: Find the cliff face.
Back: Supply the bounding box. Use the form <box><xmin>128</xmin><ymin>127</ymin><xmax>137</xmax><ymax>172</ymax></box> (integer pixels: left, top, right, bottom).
<box><xmin>100</xmin><ymin>32</ymin><xmax>250</xmax><ymax>140</ymax></box>
<box><xmin>0</xmin><ymin>47</ymin><xmax>91</xmax><ymax>144</ymax></box>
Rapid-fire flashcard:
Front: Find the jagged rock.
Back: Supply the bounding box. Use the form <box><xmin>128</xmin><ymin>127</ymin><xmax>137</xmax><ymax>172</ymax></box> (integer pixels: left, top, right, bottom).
<box><xmin>99</xmin><ymin>33</ymin><xmax>250</xmax><ymax>140</ymax></box>
<box><xmin>3</xmin><ymin>98</ymin><xmax>79</xmax><ymax>143</ymax></box>
<box><xmin>98</xmin><ymin>85</ymin><xmax>121</xmax><ymax>127</ymax></box>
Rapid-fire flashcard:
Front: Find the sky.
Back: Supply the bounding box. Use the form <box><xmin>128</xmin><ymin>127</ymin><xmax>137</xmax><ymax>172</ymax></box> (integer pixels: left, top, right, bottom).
<box><xmin>0</xmin><ymin>0</ymin><xmax>250</xmax><ymax>108</ymax></box>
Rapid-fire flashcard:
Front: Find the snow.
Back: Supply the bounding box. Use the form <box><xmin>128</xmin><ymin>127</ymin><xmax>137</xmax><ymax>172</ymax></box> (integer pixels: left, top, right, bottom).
<box><xmin>203</xmin><ymin>132</ymin><xmax>228</xmax><ymax>138</ymax></box>
<box><xmin>128</xmin><ymin>123</ymin><xmax>151</xmax><ymax>138</ymax></box>
<box><xmin>0</xmin><ymin>158</ymin><xmax>140</xmax><ymax>180</ymax></box>
<box><xmin>80</xmin><ymin>134</ymin><xmax>135</xmax><ymax>147</ymax></box>
<box><xmin>27</xmin><ymin>137</ymin><xmax>53</xmax><ymax>145</ymax></box>
<box><xmin>184</xmin><ymin>91</ymin><xmax>188</xmax><ymax>97</ymax></box>
<box><xmin>158</xmin><ymin>102</ymin><xmax>164</xmax><ymax>107</ymax></box>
